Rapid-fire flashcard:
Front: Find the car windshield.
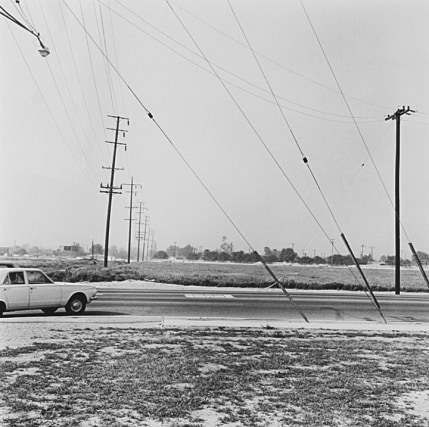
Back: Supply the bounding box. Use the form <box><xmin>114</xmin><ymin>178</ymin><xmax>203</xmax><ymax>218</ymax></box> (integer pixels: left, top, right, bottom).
<box><xmin>26</xmin><ymin>271</ymin><xmax>54</xmax><ymax>284</ymax></box>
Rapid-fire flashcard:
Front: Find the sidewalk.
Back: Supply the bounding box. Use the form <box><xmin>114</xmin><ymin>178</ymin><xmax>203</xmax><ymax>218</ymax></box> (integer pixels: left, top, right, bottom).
<box><xmin>1</xmin><ymin>315</ymin><xmax>429</xmax><ymax>351</ymax></box>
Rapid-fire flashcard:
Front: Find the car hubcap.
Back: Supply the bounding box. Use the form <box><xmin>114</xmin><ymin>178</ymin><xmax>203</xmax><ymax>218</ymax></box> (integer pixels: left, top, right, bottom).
<box><xmin>71</xmin><ymin>300</ymin><xmax>82</xmax><ymax>312</ymax></box>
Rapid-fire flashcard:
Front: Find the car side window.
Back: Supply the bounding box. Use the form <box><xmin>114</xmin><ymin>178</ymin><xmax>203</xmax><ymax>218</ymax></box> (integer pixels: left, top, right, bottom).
<box><xmin>27</xmin><ymin>271</ymin><xmax>52</xmax><ymax>284</ymax></box>
<box><xmin>8</xmin><ymin>272</ymin><xmax>26</xmax><ymax>285</ymax></box>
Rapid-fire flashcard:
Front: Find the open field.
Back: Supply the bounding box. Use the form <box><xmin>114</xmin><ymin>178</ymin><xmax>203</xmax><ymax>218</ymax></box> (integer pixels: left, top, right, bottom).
<box><xmin>1</xmin><ymin>326</ymin><xmax>428</xmax><ymax>427</ymax></box>
<box><xmin>8</xmin><ymin>257</ymin><xmax>429</xmax><ymax>292</ymax></box>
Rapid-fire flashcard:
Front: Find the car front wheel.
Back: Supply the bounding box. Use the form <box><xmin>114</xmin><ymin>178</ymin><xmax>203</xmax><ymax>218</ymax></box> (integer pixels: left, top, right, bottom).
<box><xmin>0</xmin><ymin>302</ymin><xmax>5</xmax><ymax>317</ymax></box>
<box><xmin>65</xmin><ymin>295</ymin><xmax>86</xmax><ymax>315</ymax></box>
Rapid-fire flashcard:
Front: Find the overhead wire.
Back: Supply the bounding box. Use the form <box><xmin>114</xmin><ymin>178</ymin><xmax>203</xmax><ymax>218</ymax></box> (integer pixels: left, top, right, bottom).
<box><xmin>58</xmin><ymin>2</ymin><xmax>108</xmax><ymax>165</ymax></box>
<box><xmin>62</xmin><ymin>0</ymin><xmax>309</xmax><ymax>323</ymax></box>
<box><xmin>165</xmin><ymin>0</ymin><xmax>386</xmax><ymax>321</ymax></box>
<box><xmin>107</xmin><ymin>0</ymin><xmax>382</xmax><ymax>123</ymax></box>
<box><xmin>106</xmin><ymin>0</ymin><xmax>126</xmax><ymax>112</ymax></box>
<box><xmin>37</xmin><ymin>2</ymin><xmax>100</xmax><ymax>184</ymax></box>
<box><xmin>96</xmin><ymin>0</ymin><xmax>118</xmax><ymax>114</ymax></box>
<box><xmin>300</xmin><ymin>1</ymin><xmax>413</xmax><ymax>244</ymax></box>
<box><xmin>164</xmin><ymin>0</ymin><xmax>340</xmax><ymax>250</ymax></box>
<box><xmin>225</xmin><ymin>0</ymin><xmax>378</xmax><ymax>300</ymax></box>
<box><xmin>0</xmin><ymin>3</ymin><xmax>46</xmax><ymax>48</ymax></box>
<box><xmin>78</xmin><ymin>0</ymin><xmax>107</xmax><ymax>139</ymax></box>
<box><xmin>170</xmin><ymin>0</ymin><xmax>391</xmax><ymax>113</ymax></box>
<box><xmin>6</xmin><ymin>20</ymin><xmax>89</xmax><ymax>181</ymax></box>
<box><xmin>227</xmin><ymin>0</ymin><xmax>342</xmax><ymax>235</ymax></box>
<box><xmin>9</xmin><ymin>0</ymin><xmax>35</xmax><ymax>33</ymax></box>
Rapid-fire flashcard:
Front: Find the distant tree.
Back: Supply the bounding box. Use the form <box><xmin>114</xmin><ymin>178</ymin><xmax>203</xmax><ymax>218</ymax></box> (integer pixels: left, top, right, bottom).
<box><xmin>313</xmin><ymin>256</ymin><xmax>326</xmax><ymax>265</ymax></box>
<box><xmin>386</xmin><ymin>256</ymin><xmax>395</xmax><ymax>266</ymax></box>
<box><xmin>231</xmin><ymin>251</ymin><xmax>245</xmax><ymax>263</ymax></box>
<box><xmin>154</xmin><ymin>250</ymin><xmax>169</xmax><ymax>259</ymax></box>
<box><xmin>203</xmin><ymin>250</ymin><xmax>219</xmax><ymax>262</ymax></box>
<box><xmin>180</xmin><ymin>244</ymin><xmax>195</xmax><ymax>259</ymax></box>
<box><xmin>93</xmin><ymin>244</ymin><xmax>103</xmax><ymax>255</ymax></box>
<box><xmin>279</xmin><ymin>248</ymin><xmax>297</xmax><ymax>263</ymax></box>
<box><xmin>359</xmin><ymin>255</ymin><xmax>371</xmax><ymax>265</ymax></box>
<box><xmin>217</xmin><ymin>252</ymin><xmax>231</xmax><ymax>262</ymax></box>
<box><xmin>186</xmin><ymin>252</ymin><xmax>200</xmax><ymax>261</ymax></box>
<box><xmin>413</xmin><ymin>251</ymin><xmax>429</xmax><ymax>265</ymax></box>
<box><xmin>166</xmin><ymin>245</ymin><xmax>177</xmax><ymax>257</ymax></box>
<box><xmin>327</xmin><ymin>254</ymin><xmax>353</xmax><ymax>266</ymax></box>
<box><xmin>262</xmin><ymin>247</ymin><xmax>278</xmax><ymax>263</ymax></box>
<box><xmin>297</xmin><ymin>256</ymin><xmax>313</xmax><ymax>265</ymax></box>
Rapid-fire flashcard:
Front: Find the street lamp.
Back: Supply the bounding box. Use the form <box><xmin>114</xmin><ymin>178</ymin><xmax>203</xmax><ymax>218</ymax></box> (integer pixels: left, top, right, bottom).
<box><xmin>0</xmin><ymin>5</ymin><xmax>50</xmax><ymax>57</ymax></box>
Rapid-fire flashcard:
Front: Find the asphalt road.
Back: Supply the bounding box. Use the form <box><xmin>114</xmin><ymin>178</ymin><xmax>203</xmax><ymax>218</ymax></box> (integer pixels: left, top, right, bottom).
<box><xmin>86</xmin><ymin>288</ymin><xmax>429</xmax><ymax>324</ymax></box>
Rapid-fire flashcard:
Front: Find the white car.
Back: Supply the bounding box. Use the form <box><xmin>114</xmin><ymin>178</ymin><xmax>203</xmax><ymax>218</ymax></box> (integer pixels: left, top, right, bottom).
<box><xmin>0</xmin><ymin>268</ymin><xmax>97</xmax><ymax>316</ymax></box>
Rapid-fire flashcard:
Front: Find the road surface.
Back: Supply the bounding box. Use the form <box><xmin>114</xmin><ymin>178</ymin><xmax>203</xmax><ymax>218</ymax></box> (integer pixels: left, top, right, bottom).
<box><xmin>86</xmin><ymin>288</ymin><xmax>429</xmax><ymax>323</ymax></box>
<box><xmin>3</xmin><ymin>288</ymin><xmax>429</xmax><ymax>324</ymax></box>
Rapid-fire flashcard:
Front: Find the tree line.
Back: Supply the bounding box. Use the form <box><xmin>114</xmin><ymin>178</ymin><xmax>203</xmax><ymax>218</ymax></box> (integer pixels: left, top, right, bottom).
<box><xmin>153</xmin><ymin>242</ymin><xmax>429</xmax><ymax>266</ymax></box>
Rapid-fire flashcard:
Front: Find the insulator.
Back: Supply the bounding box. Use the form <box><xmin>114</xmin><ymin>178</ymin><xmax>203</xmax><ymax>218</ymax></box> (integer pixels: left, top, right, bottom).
<box><xmin>303</xmin><ymin>157</ymin><xmax>308</xmax><ymax>163</ymax></box>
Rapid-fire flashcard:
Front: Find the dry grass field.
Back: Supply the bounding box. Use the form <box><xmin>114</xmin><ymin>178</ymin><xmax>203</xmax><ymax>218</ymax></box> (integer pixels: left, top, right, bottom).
<box><xmin>12</xmin><ymin>257</ymin><xmax>429</xmax><ymax>292</ymax></box>
<box><xmin>1</xmin><ymin>327</ymin><xmax>429</xmax><ymax>426</ymax></box>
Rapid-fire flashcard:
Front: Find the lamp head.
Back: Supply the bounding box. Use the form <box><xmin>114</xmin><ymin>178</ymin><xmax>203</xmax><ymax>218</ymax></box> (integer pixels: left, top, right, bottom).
<box><xmin>38</xmin><ymin>46</ymin><xmax>50</xmax><ymax>57</ymax></box>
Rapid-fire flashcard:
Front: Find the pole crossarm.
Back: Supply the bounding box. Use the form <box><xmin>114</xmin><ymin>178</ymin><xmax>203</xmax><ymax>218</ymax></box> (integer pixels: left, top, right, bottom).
<box><xmin>385</xmin><ymin>106</ymin><xmax>415</xmax><ymax>121</ymax></box>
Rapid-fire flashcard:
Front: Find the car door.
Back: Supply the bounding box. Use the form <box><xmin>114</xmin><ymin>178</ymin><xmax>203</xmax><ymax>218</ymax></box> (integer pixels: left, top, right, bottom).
<box><xmin>26</xmin><ymin>270</ymin><xmax>62</xmax><ymax>308</ymax></box>
<box><xmin>2</xmin><ymin>271</ymin><xmax>30</xmax><ymax>310</ymax></box>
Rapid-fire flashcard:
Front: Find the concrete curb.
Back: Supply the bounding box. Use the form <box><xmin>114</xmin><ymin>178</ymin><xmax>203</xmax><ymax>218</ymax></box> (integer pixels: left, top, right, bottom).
<box><xmin>2</xmin><ymin>315</ymin><xmax>429</xmax><ymax>332</ymax></box>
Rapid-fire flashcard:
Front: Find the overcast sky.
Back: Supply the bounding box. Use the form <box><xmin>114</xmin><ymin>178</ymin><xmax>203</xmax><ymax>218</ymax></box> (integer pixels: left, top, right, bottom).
<box><xmin>1</xmin><ymin>0</ymin><xmax>428</xmax><ymax>259</ymax></box>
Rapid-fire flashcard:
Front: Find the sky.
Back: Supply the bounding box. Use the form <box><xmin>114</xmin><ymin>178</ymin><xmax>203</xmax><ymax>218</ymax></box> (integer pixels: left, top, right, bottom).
<box><xmin>1</xmin><ymin>0</ymin><xmax>429</xmax><ymax>260</ymax></box>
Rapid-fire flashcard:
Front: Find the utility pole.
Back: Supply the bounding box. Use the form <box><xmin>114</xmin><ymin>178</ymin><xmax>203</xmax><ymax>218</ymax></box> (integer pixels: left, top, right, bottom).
<box><xmin>360</xmin><ymin>244</ymin><xmax>365</xmax><ymax>258</ymax></box>
<box><xmin>145</xmin><ymin>228</ymin><xmax>151</xmax><ymax>261</ymax></box>
<box><xmin>135</xmin><ymin>202</ymin><xmax>146</xmax><ymax>262</ymax></box>
<box><xmin>385</xmin><ymin>106</ymin><xmax>414</xmax><ymax>295</ymax></box>
<box><xmin>123</xmin><ymin>177</ymin><xmax>141</xmax><ymax>264</ymax></box>
<box><xmin>330</xmin><ymin>239</ymin><xmax>335</xmax><ymax>266</ymax></box>
<box><xmin>100</xmin><ymin>115</ymin><xmax>129</xmax><ymax>267</ymax></box>
<box><xmin>142</xmin><ymin>216</ymin><xmax>149</xmax><ymax>262</ymax></box>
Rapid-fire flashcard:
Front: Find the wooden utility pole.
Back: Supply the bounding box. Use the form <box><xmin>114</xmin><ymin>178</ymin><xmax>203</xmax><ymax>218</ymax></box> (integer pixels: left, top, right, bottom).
<box><xmin>135</xmin><ymin>202</ymin><xmax>146</xmax><ymax>262</ymax></box>
<box><xmin>100</xmin><ymin>115</ymin><xmax>129</xmax><ymax>267</ymax></box>
<box><xmin>385</xmin><ymin>106</ymin><xmax>414</xmax><ymax>295</ymax></box>
<box><xmin>123</xmin><ymin>177</ymin><xmax>141</xmax><ymax>264</ymax></box>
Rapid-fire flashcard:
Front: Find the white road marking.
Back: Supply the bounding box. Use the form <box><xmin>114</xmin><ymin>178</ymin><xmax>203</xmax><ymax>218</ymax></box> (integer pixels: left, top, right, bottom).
<box><xmin>185</xmin><ymin>294</ymin><xmax>234</xmax><ymax>299</ymax></box>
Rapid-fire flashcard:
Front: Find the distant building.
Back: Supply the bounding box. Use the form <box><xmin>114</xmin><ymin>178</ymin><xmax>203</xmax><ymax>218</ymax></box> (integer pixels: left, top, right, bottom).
<box><xmin>59</xmin><ymin>244</ymin><xmax>83</xmax><ymax>256</ymax></box>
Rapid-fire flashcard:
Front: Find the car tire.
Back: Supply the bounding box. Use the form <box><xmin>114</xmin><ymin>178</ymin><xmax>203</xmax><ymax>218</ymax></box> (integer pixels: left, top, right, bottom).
<box><xmin>65</xmin><ymin>295</ymin><xmax>86</xmax><ymax>315</ymax></box>
<box><xmin>41</xmin><ymin>307</ymin><xmax>58</xmax><ymax>315</ymax></box>
<box><xmin>0</xmin><ymin>302</ymin><xmax>5</xmax><ymax>317</ymax></box>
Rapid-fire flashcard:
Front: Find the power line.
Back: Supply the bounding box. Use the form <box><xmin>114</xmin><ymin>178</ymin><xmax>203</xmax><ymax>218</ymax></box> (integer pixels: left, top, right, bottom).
<box><xmin>164</xmin><ymin>0</ymin><xmax>384</xmax><ymax>320</ymax></box>
<box><xmin>169</xmin><ymin>0</ymin><xmax>391</xmax><ymax>112</ymax></box>
<box><xmin>58</xmin><ymin>2</ymin><xmax>108</xmax><ymax>164</ymax></box>
<box><xmin>0</xmin><ymin>3</ymin><xmax>49</xmax><ymax>55</ymax></box>
<box><xmin>6</xmin><ymin>20</ymin><xmax>88</xmax><ymax>180</ymax></box>
<box><xmin>64</xmin><ymin>0</ymin><xmax>309</xmax><ymax>322</ymax></box>
<box><xmin>78</xmin><ymin>0</ymin><xmax>108</xmax><ymax>140</ymax></box>
<box><xmin>105</xmin><ymin>0</ymin><xmax>382</xmax><ymax>123</ymax></box>
<box><xmin>227</xmin><ymin>0</ymin><xmax>342</xmax><ymax>235</ymax></box>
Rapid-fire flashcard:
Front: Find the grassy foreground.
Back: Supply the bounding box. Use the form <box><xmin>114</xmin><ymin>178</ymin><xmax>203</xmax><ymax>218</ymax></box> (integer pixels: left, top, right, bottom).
<box><xmin>1</xmin><ymin>327</ymin><xmax>429</xmax><ymax>426</ymax></box>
